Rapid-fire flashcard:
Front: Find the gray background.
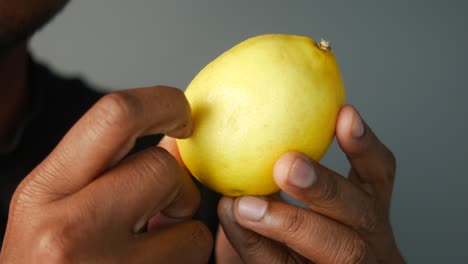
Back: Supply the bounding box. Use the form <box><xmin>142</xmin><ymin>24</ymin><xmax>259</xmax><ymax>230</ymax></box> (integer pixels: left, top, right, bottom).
<box><xmin>30</xmin><ymin>0</ymin><xmax>468</xmax><ymax>262</ymax></box>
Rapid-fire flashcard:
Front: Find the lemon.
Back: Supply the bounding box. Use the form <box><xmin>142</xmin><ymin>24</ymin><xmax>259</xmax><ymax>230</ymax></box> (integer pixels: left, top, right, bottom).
<box><xmin>177</xmin><ymin>34</ymin><xmax>345</xmax><ymax>196</ymax></box>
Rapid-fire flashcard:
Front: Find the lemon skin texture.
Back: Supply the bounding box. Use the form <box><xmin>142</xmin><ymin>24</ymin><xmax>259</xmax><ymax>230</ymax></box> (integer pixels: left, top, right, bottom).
<box><xmin>177</xmin><ymin>34</ymin><xmax>345</xmax><ymax>197</ymax></box>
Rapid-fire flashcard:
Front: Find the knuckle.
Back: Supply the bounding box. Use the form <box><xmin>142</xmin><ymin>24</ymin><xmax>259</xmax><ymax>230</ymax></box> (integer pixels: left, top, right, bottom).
<box><xmin>384</xmin><ymin>149</ymin><xmax>397</xmax><ymax>181</ymax></box>
<box><xmin>243</xmin><ymin>231</ymin><xmax>267</xmax><ymax>256</ymax></box>
<box><xmin>241</xmin><ymin>234</ymin><xmax>302</xmax><ymax>264</ymax></box>
<box><xmin>10</xmin><ymin>182</ymin><xmax>36</xmax><ymax>214</ymax></box>
<box><xmin>281</xmin><ymin>209</ymin><xmax>306</xmax><ymax>236</ymax></box>
<box><xmin>10</xmin><ymin>165</ymin><xmax>66</xmax><ymax>212</ymax></box>
<box><xmin>317</xmin><ymin>174</ymin><xmax>339</xmax><ymax>205</ymax></box>
<box><xmin>374</xmin><ymin>143</ymin><xmax>397</xmax><ymax>185</ymax></box>
<box><xmin>93</xmin><ymin>92</ymin><xmax>139</xmax><ymax>132</ymax></box>
<box><xmin>358</xmin><ymin>199</ymin><xmax>382</xmax><ymax>234</ymax></box>
<box><xmin>341</xmin><ymin>238</ymin><xmax>369</xmax><ymax>264</ymax></box>
<box><xmin>32</xmin><ymin>224</ymin><xmax>78</xmax><ymax>263</ymax></box>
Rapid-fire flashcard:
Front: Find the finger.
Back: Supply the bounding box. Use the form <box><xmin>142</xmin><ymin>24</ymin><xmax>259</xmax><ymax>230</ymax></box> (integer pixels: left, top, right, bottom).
<box><xmin>233</xmin><ymin>196</ymin><xmax>376</xmax><ymax>264</ymax></box>
<box><xmin>215</xmin><ymin>226</ymin><xmax>243</xmax><ymax>264</ymax></box>
<box><xmin>158</xmin><ymin>136</ymin><xmax>188</xmax><ymax>172</ymax></box>
<box><xmin>217</xmin><ymin>197</ymin><xmax>302</xmax><ymax>264</ymax></box>
<box><xmin>146</xmin><ymin>212</ymin><xmax>187</xmax><ymax>232</ymax></box>
<box><xmin>72</xmin><ymin>147</ymin><xmax>200</xmax><ymax>233</ymax></box>
<box><xmin>26</xmin><ymin>86</ymin><xmax>192</xmax><ymax>203</ymax></box>
<box><xmin>130</xmin><ymin>220</ymin><xmax>213</xmax><ymax>264</ymax></box>
<box><xmin>273</xmin><ymin>152</ymin><xmax>383</xmax><ymax>234</ymax></box>
<box><xmin>336</xmin><ymin>105</ymin><xmax>396</xmax><ymax>204</ymax></box>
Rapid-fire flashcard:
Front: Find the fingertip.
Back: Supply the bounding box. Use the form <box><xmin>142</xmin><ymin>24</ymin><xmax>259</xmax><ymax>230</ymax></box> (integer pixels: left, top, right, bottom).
<box><xmin>217</xmin><ymin>196</ymin><xmax>235</xmax><ymax>220</ymax></box>
<box><xmin>336</xmin><ymin>105</ymin><xmax>355</xmax><ymax>139</ymax></box>
<box><xmin>273</xmin><ymin>152</ymin><xmax>298</xmax><ymax>187</ymax></box>
<box><xmin>336</xmin><ymin>105</ymin><xmax>366</xmax><ymax>150</ymax></box>
<box><xmin>166</xmin><ymin>115</ymin><xmax>193</xmax><ymax>139</ymax></box>
<box><xmin>162</xmin><ymin>87</ymin><xmax>193</xmax><ymax>139</ymax></box>
<box><xmin>180</xmin><ymin>90</ymin><xmax>194</xmax><ymax>138</ymax></box>
<box><xmin>158</xmin><ymin>136</ymin><xmax>177</xmax><ymax>155</ymax></box>
<box><xmin>234</xmin><ymin>196</ymin><xmax>268</xmax><ymax>223</ymax></box>
<box><xmin>274</xmin><ymin>152</ymin><xmax>319</xmax><ymax>191</ymax></box>
<box><xmin>158</xmin><ymin>136</ymin><xmax>189</xmax><ymax>171</ymax></box>
<box><xmin>158</xmin><ymin>135</ymin><xmax>172</xmax><ymax>147</ymax></box>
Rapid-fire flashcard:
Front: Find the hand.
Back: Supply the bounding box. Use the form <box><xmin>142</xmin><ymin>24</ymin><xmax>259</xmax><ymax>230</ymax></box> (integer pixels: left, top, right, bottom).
<box><xmin>0</xmin><ymin>87</ymin><xmax>213</xmax><ymax>263</ymax></box>
<box><xmin>216</xmin><ymin>105</ymin><xmax>405</xmax><ymax>264</ymax></box>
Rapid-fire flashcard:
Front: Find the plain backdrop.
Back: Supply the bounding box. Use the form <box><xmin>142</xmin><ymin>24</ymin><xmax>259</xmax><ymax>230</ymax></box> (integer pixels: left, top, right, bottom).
<box><xmin>30</xmin><ymin>0</ymin><xmax>468</xmax><ymax>262</ymax></box>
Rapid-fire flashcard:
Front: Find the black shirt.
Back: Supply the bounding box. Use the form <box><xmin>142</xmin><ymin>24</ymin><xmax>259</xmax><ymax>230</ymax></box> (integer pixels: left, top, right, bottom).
<box><xmin>0</xmin><ymin>58</ymin><xmax>220</xmax><ymax>260</ymax></box>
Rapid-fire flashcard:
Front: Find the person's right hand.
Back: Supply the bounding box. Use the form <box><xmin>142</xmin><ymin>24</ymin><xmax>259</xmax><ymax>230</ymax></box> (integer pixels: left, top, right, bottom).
<box><xmin>0</xmin><ymin>86</ymin><xmax>213</xmax><ymax>263</ymax></box>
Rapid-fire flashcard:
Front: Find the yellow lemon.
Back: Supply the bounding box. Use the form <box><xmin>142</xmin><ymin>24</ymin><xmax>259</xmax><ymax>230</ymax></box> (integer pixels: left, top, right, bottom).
<box><xmin>177</xmin><ymin>34</ymin><xmax>345</xmax><ymax>196</ymax></box>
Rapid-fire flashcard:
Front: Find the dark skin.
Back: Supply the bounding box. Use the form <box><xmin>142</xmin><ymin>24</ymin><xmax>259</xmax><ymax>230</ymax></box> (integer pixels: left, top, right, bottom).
<box><xmin>0</xmin><ymin>1</ymin><xmax>404</xmax><ymax>263</ymax></box>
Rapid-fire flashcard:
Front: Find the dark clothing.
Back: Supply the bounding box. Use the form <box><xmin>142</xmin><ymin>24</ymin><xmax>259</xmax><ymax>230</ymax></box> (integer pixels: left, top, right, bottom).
<box><xmin>0</xmin><ymin>58</ymin><xmax>220</xmax><ymax>261</ymax></box>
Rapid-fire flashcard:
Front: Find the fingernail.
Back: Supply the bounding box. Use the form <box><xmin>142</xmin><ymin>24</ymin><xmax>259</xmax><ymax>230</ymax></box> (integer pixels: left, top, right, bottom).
<box><xmin>289</xmin><ymin>157</ymin><xmax>316</xmax><ymax>188</ymax></box>
<box><xmin>352</xmin><ymin>112</ymin><xmax>365</xmax><ymax>138</ymax></box>
<box><xmin>238</xmin><ymin>196</ymin><xmax>268</xmax><ymax>221</ymax></box>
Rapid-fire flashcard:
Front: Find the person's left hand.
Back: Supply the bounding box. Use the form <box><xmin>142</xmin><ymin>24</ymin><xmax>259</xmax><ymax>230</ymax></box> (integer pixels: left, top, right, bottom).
<box><xmin>215</xmin><ymin>105</ymin><xmax>404</xmax><ymax>264</ymax></box>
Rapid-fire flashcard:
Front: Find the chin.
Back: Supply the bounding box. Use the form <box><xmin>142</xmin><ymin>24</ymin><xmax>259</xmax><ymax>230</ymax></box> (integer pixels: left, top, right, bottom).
<box><xmin>0</xmin><ymin>0</ymin><xmax>70</xmax><ymax>51</ymax></box>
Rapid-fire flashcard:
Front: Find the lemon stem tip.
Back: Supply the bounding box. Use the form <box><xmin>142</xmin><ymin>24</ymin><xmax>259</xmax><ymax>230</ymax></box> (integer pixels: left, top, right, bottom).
<box><xmin>317</xmin><ymin>38</ymin><xmax>332</xmax><ymax>52</ymax></box>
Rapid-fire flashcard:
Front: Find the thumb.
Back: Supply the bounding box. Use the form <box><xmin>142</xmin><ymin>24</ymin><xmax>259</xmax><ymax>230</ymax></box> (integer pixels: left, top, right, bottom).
<box><xmin>217</xmin><ymin>197</ymin><xmax>303</xmax><ymax>263</ymax></box>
